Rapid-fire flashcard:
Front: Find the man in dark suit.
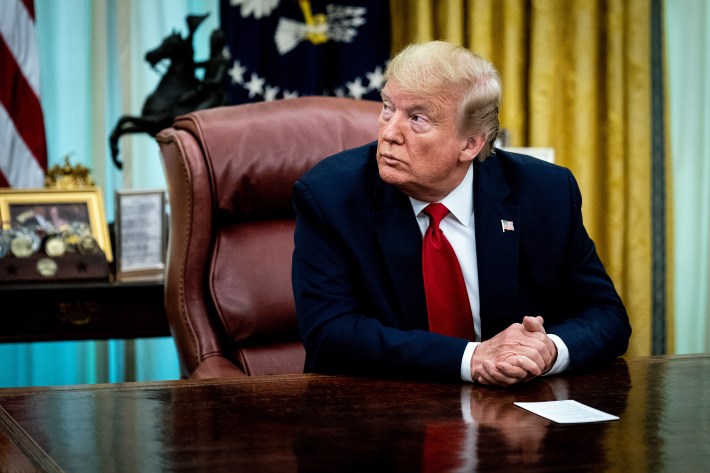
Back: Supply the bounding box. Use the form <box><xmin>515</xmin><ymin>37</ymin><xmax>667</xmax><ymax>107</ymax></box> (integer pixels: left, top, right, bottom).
<box><xmin>292</xmin><ymin>41</ymin><xmax>630</xmax><ymax>387</ymax></box>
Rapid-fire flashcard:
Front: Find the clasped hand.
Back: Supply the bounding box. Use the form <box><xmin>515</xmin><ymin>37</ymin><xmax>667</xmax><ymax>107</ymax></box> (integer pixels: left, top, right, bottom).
<box><xmin>471</xmin><ymin>316</ymin><xmax>557</xmax><ymax>387</ymax></box>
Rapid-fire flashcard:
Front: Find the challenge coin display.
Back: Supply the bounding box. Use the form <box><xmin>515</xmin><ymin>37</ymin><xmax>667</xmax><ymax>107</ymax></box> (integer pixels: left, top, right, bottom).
<box><xmin>0</xmin><ymin>187</ymin><xmax>112</xmax><ymax>282</ymax></box>
<box><xmin>36</xmin><ymin>257</ymin><xmax>58</xmax><ymax>277</ymax></box>
<box><xmin>77</xmin><ymin>235</ymin><xmax>101</xmax><ymax>255</ymax></box>
<box><xmin>62</xmin><ymin>230</ymin><xmax>81</xmax><ymax>252</ymax></box>
<box><xmin>1</xmin><ymin>221</ymin><xmax>108</xmax><ymax>281</ymax></box>
<box><xmin>10</xmin><ymin>232</ymin><xmax>34</xmax><ymax>258</ymax></box>
<box><xmin>44</xmin><ymin>235</ymin><xmax>67</xmax><ymax>257</ymax></box>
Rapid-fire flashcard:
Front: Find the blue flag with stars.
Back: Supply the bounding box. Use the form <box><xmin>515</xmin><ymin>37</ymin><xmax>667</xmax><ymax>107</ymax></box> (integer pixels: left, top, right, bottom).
<box><xmin>220</xmin><ymin>0</ymin><xmax>390</xmax><ymax>103</ymax></box>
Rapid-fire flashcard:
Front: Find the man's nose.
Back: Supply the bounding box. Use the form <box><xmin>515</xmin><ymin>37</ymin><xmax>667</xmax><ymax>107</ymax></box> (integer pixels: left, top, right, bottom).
<box><xmin>380</xmin><ymin>115</ymin><xmax>404</xmax><ymax>143</ymax></box>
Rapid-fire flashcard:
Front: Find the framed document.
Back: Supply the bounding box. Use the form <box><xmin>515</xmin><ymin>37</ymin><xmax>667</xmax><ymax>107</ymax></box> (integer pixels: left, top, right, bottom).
<box><xmin>0</xmin><ymin>187</ymin><xmax>113</xmax><ymax>262</ymax></box>
<box><xmin>115</xmin><ymin>189</ymin><xmax>166</xmax><ymax>281</ymax></box>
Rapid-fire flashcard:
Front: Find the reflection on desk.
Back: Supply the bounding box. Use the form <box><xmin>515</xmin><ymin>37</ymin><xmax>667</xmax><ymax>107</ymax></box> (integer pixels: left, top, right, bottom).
<box><xmin>0</xmin><ymin>355</ymin><xmax>708</xmax><ymax>472</ymax></box>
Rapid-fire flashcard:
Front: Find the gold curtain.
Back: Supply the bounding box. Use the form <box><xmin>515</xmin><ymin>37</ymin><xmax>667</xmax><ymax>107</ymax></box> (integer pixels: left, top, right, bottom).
<box><xmin>389</xmin><ymin>0</ymin><xmax>671</xmax><ymax>356</ymax></box>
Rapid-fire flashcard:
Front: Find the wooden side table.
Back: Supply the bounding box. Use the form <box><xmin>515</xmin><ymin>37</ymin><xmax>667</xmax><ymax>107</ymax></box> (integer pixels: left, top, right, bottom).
<box><xmin>0</xmin><ymin>280</ymin><xmax>169</xmax><ymax>342</ymax></box>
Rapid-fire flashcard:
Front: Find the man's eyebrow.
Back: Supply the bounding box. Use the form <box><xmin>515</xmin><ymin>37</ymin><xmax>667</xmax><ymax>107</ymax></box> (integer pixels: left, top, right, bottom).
<box><xmin>379</xmin><ymin>91</ymin><xmax>437</xmax><ymax>117</ymax></box>
<box><xmin>407</xmin><ymin>101</ymin><xmax>437</xmax><ymax>116</ymax></box>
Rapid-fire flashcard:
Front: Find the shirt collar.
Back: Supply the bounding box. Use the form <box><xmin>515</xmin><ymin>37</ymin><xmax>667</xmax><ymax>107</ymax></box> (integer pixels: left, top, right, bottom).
<box><xmin>409</xmin><ymin>164</ymin><xmax>474</xmax><ymax>227</ymax></box>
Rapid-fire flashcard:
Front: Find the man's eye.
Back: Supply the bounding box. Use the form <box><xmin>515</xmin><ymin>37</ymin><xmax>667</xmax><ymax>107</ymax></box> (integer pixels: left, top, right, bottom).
<box><xmin>411</xmin><ymin>114</ymin><xmax>427</xmax><ymax>123</ymax></box>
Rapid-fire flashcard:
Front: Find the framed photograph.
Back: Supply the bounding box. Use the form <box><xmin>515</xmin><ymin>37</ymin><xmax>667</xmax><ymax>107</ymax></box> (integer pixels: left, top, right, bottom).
<box><xmin>0</xmin><ymin>188</ymin><xmax>113</xmax><ymax>262</ymax></box>
<box><xmin>115</xmin><ymin>189</ymin><xmax>166</xmax><ymax>281</ymax></box>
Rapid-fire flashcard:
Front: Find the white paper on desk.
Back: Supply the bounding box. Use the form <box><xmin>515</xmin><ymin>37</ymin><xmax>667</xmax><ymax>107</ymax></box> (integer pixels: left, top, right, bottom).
<box><xmin>514</xmin><ymin>400</ymin><xmax>619</xmax><ymax>424</ymax></box>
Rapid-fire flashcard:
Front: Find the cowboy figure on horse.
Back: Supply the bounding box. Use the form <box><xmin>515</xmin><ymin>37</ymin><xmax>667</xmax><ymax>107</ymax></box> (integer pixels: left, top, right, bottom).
<box><xmin>109</xmin><ymin>14</ymin><xmax>228</xmax><ymax>170</ymax></box>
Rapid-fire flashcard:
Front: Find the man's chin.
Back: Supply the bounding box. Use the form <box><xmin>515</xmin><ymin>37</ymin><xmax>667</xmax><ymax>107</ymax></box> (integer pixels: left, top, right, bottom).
<box><xmin>377</xmin><ymin>163</ymin><xmax>404</xmax><ymax>185</ymax></box>
<box><xmin>378</xmin><ymin>165</ymin><xmax>419</xmax><ymax>195</ymax></box>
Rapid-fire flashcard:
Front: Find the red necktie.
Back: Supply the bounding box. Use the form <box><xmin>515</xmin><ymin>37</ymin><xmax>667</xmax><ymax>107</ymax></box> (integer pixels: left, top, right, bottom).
<box><xmin>422</xmin><ymin>203</ymin><xmax>475</xmax><ymax>339</ymax></box>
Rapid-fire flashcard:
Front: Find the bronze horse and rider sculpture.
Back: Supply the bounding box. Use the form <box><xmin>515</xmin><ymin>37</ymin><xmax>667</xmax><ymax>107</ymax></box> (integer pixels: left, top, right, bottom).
<box><xmin>108</xmin><ymin>14</ymin><xmax>228</xmax><ymax>170</ymax></box>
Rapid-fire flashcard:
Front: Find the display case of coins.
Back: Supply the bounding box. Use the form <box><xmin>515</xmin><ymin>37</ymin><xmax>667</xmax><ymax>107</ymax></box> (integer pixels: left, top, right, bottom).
<box><xmin>0</xmin><ymin>223</ymin><xmax>109</xmax><ymax>282</ymax></box>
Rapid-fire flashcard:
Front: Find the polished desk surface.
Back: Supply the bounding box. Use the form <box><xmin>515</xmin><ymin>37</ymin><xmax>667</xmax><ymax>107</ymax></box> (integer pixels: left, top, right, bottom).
<box><xmin>0</xmin><ymin>355</ymin><xmax>708</xmax><ymax>472</ymax></box>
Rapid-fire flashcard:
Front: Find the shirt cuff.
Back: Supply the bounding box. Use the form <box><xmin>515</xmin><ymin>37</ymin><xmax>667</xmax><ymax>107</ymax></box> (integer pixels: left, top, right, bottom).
<box><xmin>460</xmin><ymin>336</ymin><xmax>569</xmax><ymax>381</ymax></box>
<box><xmin>460</xmin><ymin>342</ymin><xmax>479</xmax><ymax>382</ymax></box>
<box><xmin>544</xmin><ymin>334</ymin><xmax>570</xmax><ymax>376</ymax></box>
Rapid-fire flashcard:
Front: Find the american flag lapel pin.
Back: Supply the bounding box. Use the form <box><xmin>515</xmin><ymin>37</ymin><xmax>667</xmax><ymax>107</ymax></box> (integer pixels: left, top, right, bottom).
<box><xmin>501</xmin><ymin>220</ymin><xmax>515</xmax><ymax>232</ymax></box>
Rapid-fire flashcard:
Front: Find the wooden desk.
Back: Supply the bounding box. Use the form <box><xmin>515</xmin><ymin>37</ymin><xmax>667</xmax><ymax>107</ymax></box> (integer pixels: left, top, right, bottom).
<box><xmin>0</xmin><ymin>280</ymin><xmax>170</xmax><ymax>342</ymax></box>
<box><xmin>0</xmin><ymin>355</ymin><xmax>708</xmax><ymax>472</ymax></box>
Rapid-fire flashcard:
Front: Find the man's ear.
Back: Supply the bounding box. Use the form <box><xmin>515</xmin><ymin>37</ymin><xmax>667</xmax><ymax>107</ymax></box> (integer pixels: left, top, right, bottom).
<box><xmin>461</xmin><ymin>134</ymin><xmax>486</xmax><ymax>163</ymax></box>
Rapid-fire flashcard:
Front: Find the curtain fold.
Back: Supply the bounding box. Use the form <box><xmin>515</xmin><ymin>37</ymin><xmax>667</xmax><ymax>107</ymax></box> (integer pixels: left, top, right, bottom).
<box><xmin>390</xmin><ymin>0</ymin><xmax>671</xmax><ymax>357</ymax></box>
<box><xmin>666</xmin><ymin>0</ymin><xmax>710</xmax><ymax>354</ymax></box>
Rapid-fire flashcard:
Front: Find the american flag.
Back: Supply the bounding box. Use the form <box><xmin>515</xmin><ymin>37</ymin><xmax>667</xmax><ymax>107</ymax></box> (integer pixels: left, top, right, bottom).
<box><xmin>501</xmin><ymin>219</ymin><xmax>515</xmax><ymax>232</ymax></box>
<box><xmin>0</xmin><ymin>0</ymin><xmax>48</xmax><ymax>188</ymax></box>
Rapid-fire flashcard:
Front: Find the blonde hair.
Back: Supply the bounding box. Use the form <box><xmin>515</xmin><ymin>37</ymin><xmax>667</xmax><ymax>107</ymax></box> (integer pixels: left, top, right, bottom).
<box><xmin>384</xmin><ymin>41</ymin><xmax>502</xmax><ymax>160</ymax></box>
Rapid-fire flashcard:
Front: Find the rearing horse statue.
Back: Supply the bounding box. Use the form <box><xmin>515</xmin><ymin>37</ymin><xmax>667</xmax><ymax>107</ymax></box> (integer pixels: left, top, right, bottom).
<box><xmin>109</xmin><ymin>14</ymin><xmax>223</xmax><ymax>170</ymax></box>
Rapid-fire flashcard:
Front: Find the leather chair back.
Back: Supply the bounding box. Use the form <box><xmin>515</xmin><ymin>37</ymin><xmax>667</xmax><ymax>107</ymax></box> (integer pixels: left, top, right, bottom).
<box><xmin>157</xmin><ymin>97</ymin><xmax>381</xmax><ymax>378</ymax></box>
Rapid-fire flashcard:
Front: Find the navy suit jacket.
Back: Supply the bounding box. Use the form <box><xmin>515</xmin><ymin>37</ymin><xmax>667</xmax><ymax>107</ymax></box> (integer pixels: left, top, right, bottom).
<box><xmin>292</xmin><ymin>142</ymin><xmax>630</xmax><ymax>381</ymax></box>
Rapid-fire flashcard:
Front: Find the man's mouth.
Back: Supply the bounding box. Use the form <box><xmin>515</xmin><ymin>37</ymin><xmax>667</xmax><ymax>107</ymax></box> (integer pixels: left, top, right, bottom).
<box><xmin>378</xmin><ymin>152</ymin><xmax>400</xmax><ymax>165</ymax></box>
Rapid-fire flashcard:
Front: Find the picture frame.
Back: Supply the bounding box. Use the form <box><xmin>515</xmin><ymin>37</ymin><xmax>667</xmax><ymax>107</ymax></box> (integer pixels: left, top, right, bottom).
<box><xmin>0</xmin><ymin>188</ymin><xmax>113</xmax><ymax>262</ymax></box>
<box><xmin>114</xmin><ymin>189</ymin><xmax>166</xmax><ymax>281</ymax></box>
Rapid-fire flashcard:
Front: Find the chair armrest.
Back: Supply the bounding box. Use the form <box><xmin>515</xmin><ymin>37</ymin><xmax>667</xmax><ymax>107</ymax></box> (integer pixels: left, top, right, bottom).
<box><xmin>190</xmin><ymin>355</ymin><xmax>248</xmax><ymax>379</ymax></box>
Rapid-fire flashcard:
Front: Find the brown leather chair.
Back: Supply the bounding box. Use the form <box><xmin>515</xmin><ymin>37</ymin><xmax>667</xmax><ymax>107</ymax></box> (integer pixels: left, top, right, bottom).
<box><xmin>156</xmin><ymin>97</ymin><xmax>381</xmax><ymax>379</ymax></box>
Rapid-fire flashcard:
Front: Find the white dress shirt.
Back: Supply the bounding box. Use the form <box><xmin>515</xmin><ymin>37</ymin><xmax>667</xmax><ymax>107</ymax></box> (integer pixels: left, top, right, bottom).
<box><xmin>409</xmin><ymin>164</ymin><xmax>570</xmax><ymax>382</ymax></box>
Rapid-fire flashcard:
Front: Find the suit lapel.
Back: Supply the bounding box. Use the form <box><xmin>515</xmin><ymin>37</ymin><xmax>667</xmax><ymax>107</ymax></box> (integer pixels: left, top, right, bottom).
<box><xmin>474</xmin><ymin>155</ymin><xmax>520</xmax><ymax>339</ymax></box>
<box><xmin>371</xmin><ymin>171</ymin><xmax>429</xmax><ymax>331</ymax></box>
